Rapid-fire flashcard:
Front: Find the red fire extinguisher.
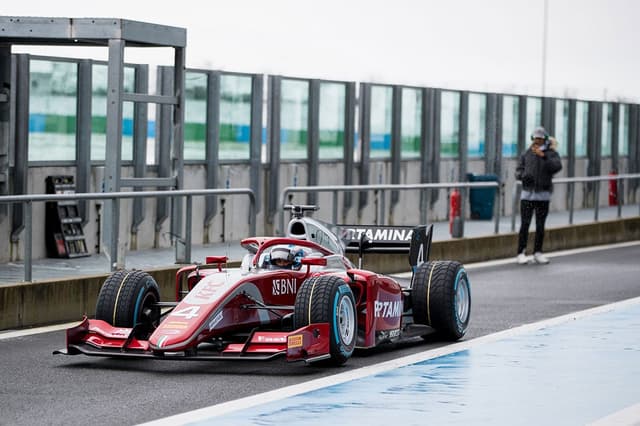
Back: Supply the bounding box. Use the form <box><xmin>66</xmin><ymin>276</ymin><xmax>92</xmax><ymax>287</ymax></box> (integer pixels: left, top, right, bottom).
<box><xmin>608</xmin><ymin>170</ymin><xmax>618</xmax><ymax>206</ymax></box>
<box><xmin>449</xmin><ymin>189</ymin><xmax>461</xmax><ymax>237</ymax></box>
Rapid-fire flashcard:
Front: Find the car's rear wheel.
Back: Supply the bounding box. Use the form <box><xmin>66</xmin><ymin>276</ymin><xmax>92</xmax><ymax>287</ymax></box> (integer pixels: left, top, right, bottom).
<box><xmin>95</xmin><ymin>270</ymin><xmax>160</xmax><ymax>336</ymax></box>
<box><xmin>293</xmin><ymin>275</ymin><xmax>357</xmax><ymax>365</ymax></box>
<box><xmin>412</xmin><ymin>261</ymin><xmax>471</xmax><ymax>340</ymax></box>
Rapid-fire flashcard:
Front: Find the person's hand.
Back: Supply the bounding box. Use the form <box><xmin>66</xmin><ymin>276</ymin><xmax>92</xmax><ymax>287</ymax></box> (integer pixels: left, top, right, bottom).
<box><xmin>532</xmin><ymin>145</ymin><xmax>545</xmax><ymax>157</ymax></box>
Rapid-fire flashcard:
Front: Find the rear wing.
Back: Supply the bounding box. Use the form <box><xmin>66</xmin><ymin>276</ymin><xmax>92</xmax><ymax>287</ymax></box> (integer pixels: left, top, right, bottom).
<box><xmin>338</xmin><ymin>224</ymin><xmax>433</xmax><ymax>271</ymax></box>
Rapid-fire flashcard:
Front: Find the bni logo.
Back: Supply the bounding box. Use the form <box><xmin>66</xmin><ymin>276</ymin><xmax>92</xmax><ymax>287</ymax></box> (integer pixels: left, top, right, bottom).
<box><xmin>272</xmin><ymin>278</ymin><xmax>297</xmax><ymax>296</ymax></box>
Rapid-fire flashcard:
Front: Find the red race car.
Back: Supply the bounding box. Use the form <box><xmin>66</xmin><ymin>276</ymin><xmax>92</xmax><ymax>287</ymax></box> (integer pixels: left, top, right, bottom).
<box><xmin>55</xmin><ymin>205</ymin><xmax>471</xmax><ymax>366</ymax></box>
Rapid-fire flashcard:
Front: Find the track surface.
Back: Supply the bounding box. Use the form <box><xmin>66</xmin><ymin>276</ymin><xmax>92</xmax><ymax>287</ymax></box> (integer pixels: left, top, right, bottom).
<box><xmin>1</xmin><ymin>244</ymin><xmax>639</xmax><ymax>426</ymax></box>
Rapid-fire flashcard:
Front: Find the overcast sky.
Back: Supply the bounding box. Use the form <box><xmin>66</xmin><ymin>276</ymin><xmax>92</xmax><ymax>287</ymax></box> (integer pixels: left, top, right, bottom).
<box><xmin>5</xmin><ymin>0</ymin><xmax>640</xmax><ymax>102</ymax></box>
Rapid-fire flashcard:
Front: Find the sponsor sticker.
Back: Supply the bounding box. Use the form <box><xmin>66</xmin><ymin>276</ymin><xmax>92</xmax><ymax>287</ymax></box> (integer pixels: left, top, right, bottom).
<box><xmin>374</xmin><ymin>300</ymin><xmax>402</xmax><ymax>318</ymax></box>
<box><xmin>376</xmin><ymin>328</ymin><xmax>401</xmax><ymax>341</ymax></box>
<box><xmin>288</xmin><ymin>334</ymin><xmax>303</xmax><ymax>348</ymax></box>
<box><xmin>162</xmin><ymin>321</ymin><xmax>189</xmax><ymax>330</ymax></box>
<box><xmin>208</xmin><ymin>311</ymin><xmax>224</xmax><ymax>331</ymax></box>
<box><xmin>157</xmin><ymin>329</ymin><xmax>181</xmax><ymax>335</ymax></box>
<box><xmin>342</xmin><ymin>227</ymin><xmax>413</xmax><ymax>242</ymax></box>
<box><xmin>92</xmin><ymin>325</ymin><xmax>130</xmax><ymax>337</ymax></box>
<box><xmin>111</xmin><ymin>328</ymin><xmax>130</xmax><ymax>337</ymax></box>
<box><xmin>272</xmin><ymin>278</ymin><xmax>297</xmax><ymax>296</ymax></box>
<box><xmin>256</xmin><ymin>335</ymin><xmax>287</xmax><ymax>343</ymax></box>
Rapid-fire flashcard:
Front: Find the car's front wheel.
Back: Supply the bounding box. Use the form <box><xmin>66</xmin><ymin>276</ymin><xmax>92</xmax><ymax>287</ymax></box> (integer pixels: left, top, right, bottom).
<box><xmin>294</xmin><ymin>275</ymin><xmax>357</xmax><ymax>365</ymax></box>
<box><xmin>95</xmin><ymin>270</ymin><xmax>160</xmax><ymax>337</ymax></box>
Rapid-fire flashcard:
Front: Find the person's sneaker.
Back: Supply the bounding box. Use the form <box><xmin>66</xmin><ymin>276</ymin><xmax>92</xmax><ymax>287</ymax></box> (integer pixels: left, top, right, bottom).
<box><xmin>516</xmin><ymin>252</ymin><xmax>529</xmax><ymax>265</ymax></box>
<box><xmin>533</xmin><ymin>252</ymin><xmax>550</xmax><ymax>264</ymax></box>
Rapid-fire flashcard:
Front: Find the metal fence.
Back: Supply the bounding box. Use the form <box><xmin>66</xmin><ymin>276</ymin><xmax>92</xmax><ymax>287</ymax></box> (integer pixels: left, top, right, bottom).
<box><xmin>278</xmin><ymin>181</ymin><xmax>501</xmax><ymax>236</ymax></box>
<box><xmin>0</xmin><ymin>188</ymin><xmax>255</xmax><ymax>282</ymax></box>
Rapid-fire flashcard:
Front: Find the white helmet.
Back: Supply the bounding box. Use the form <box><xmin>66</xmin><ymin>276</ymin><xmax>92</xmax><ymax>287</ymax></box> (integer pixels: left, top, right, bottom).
<box><xmin>270</xmin><ymin>246</ymin><xmax>295</xmax><ymax>269</ymax></box>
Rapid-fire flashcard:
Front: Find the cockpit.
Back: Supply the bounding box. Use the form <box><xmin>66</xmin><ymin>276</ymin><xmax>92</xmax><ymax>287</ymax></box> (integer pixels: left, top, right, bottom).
<box><xmin>239</xmin><ymin>242</ymin><xmax>348</xmax><ymax>274</ymax></box>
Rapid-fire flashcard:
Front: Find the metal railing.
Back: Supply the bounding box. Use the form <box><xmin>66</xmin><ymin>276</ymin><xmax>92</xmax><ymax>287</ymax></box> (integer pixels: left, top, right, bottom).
<box><xmin>510</xmin><ymin>173</ymin><xmax>640</xmax><ymax>231</ymax></box>
<box><xmin>279</xmin><ymin>181</ymin><xmax>501</xmax><ymax>236</ymax></box>
<box><xmin>0</xmin><ymin>188</ymin><xmax>255</xmax><ymax>282</ymax></box>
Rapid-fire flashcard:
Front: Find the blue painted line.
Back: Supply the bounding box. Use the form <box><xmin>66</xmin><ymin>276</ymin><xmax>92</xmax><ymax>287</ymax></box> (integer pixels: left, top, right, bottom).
<box><xmin>174</xmin><ymin>300</ymin><xmax>640</xmax><ymax>426</ymax></box>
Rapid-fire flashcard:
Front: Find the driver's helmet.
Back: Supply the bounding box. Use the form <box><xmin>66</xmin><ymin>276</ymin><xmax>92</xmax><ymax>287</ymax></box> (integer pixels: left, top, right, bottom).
<box><xmin>270</xmin><ymin>246</ymin><xmax>303</xmax><ymax>270</ymax></box>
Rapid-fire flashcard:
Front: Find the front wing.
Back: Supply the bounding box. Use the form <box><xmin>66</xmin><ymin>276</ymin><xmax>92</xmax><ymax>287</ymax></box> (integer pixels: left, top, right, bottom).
<box><xmin>53</xmin><ymin>317</ymin><xmax>331</xmax><ymax>363</ymax></box>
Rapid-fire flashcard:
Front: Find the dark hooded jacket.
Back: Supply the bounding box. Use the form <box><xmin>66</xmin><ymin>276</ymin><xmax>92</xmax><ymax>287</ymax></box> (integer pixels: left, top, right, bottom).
<box><xmin>515</xmin><ymin>145</ymin><xmax>562</xmax><ymax>192</ymax></box>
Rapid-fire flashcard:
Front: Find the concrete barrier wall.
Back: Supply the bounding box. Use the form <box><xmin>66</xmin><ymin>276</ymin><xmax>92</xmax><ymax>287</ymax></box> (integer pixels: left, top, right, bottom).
<box><xmin>1</xmin><ymin>217</ymin><xmax>638</xmax><ymax>331</ymax></box>
<box><xmin>0</xmin><ymin>267</ymin><xmax>180</xmax><ymax>331</ymax></box>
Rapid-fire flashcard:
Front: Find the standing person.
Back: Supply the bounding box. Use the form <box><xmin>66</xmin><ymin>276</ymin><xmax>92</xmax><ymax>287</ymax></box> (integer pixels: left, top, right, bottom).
<box><xmin>515</xmin><ymin>127</ymin><xmax>562</xmax><ymax>264</ymax></box>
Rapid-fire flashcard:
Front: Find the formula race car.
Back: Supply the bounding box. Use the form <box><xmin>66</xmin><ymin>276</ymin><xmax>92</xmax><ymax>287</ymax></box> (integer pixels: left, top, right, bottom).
<box><xmin>55</xmin><ymin>205</ymin><xmax>471</xmax><ymax>366</ymax></box>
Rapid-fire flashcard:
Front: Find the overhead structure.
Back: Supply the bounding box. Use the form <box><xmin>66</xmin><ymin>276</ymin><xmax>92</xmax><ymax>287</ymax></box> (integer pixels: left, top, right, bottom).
<box><xmin>0</xmin><ymin>17</ymin><xmax>187</xmax><ymax>268</ymax></box>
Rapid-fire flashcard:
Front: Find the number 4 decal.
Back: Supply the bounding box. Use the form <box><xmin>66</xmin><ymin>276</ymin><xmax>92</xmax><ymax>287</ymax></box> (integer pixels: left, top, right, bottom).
<box><xmin>416</xmin><ymin>243</ymin><xmax>424</xmax><ymax>267</ymax></box>
<box><xmin>171</xmin><ymin>306</ymin><xmax>200</xmax><ymax>319</ymax></box>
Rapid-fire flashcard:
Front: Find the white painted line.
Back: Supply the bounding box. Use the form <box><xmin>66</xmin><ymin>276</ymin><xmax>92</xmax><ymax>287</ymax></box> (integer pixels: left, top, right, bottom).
<box><xmin>588</xmin><ymin>402</ymin><xmax>640</xmax><ymax>426</ymax></box>
<box><xmin>138</xmin><ymin>295</ymin><xmax>640</xmax><ymax>426</ymax></box>
<box><xmin>0</xmin><ymin>321</ymin><xmax>79</xmax><ymax>340</ymax></box>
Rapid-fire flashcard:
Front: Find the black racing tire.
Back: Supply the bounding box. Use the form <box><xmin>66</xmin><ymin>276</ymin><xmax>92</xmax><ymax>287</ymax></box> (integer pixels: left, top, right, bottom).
<box><xmin>293</xmin><ymin>275</ymin><xmax>357</xmax><ymax>366</ymax></box>
<box><xmin>95</xmin><ymin>270</ymin><xmax>160</xmax><ymax>334</ymax></box>
<box><xmin>412</xmin><ymin>261</ymin><xmax>471</xmax><ymax>340</ymax></box>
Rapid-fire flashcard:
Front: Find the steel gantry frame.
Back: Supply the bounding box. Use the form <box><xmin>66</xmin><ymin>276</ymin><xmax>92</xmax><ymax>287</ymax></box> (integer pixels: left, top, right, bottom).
<box><xmin>0</xmin><ymin>16</ymin><xmax>186</xmax><ymax>269</ymax></box>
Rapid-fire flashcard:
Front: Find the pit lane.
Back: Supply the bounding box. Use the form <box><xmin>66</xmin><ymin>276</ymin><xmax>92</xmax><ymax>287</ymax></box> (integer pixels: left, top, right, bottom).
<box><xmin>1</xmin><ymin>242</ymin><xmax>639</xmax><ymax>426</ymax></box>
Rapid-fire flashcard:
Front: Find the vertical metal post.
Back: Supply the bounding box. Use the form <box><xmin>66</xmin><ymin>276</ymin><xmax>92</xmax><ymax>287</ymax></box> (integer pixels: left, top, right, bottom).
<box><xmin>358</xmin><ymin>83</ymin><xmax>371</xmax><ymax>213</ymax></box>
<box><xmin>594</xmin><ymin>180</ymin><xmax>600</xmax><ymax>221</ymax></box>
<box><xmin>24</xmin><ymin>201</ymin><xmax>32</xmax><ymax>283</ymax></box>
<box><xmin>131</xmin><ymin>64</ymin><xmax>149</xmax><ymax>240</ymax></box>
<box><xmin>76</xmin><ymin>59</ymin><xmax>92</xmax><ymax>225</ymax></box>
<box><xmin>390</xmin><ymin>85</ymin><xmax>402</xmax><ymax>207</ymax></box>
<box><xmin>245</xmin><ymin>192</ymin><xmax>254</xmax><ymax>237</ymax></box>
<box><xmin>343</xmin><ymin>82</ymin><xmax>356</xmax><ymax>216</ymax></box>
<box><xmin>267</xmin><ymin>75</ymin><xmax>281</xmax><ymax>228</ymax></box>
<box><xmin>332</xmin><ymin>191</ymin><xmax>338</xmax><ymax>225</ymax></box>
<box><xmin>307</xmin><ymin>79</ymin><xmax>320</xmax><ymax>206</ymax></box>
<box><xmin>279</xmin><ymin>189</ymin><xmax>287</xmax><ymax>239</ymax></box>
<box><xmin>485</xmin><ymin>94</ymin><xmax>498</xmax><ymax>175</ymax></box>
<box><xmin>458</xmin><ymin>91</ymin><xmax>469</xmax><ymax>183</ymax></box>
<box><xmin>419</xmin><ymin>88</ymin><xmax>433</xmax><ymax>225</ymax></box>
<box><xmin>458</xmin><ymin>92</ymin><xmax>469</xmax><ymax>237</ymax></box>
<box><xmin>184</xmin><ymin>195</ymin><xmax>192</xmax><ymax>264</ymax></box>
<box><xmin>611</xmin><ymin>103</ymin><xmax>620</xmax><ymax>172</ymax></box>
<box><xmin>12</xmin><ymin>54</ymin><xmax>29</xmax><ymax>243</ymax></box>
<box><xmin>155</xmin><ymin>66</ymin><xmax>172</xmax><ymax>238</ymax></box>
<box><xmin>204</xmin><ymin>71</ymin><xmax>221</xmax><ymax>228</ymax></box>
<box><xmin>511</xmin><ymin>183</ymin><xmax>519</xmax><ymax>232</ymax></box>
<box><xmin>172</xmin><ymin>46</ymin><xmax>186</xmax><ymax>251</ymax></box>
<box><xmin>103</xmin><ymin>39</ymin><xmax>125</xmax><ymax>270</ymax></box>
<box><xmin>517</xmin><ymin>95</ymin><xmax>528</xmax><ymax>155</ymax></box>
<box><xmin>0</xmin><ymin>45</ymin><xmax>10</xmax><ymax>209</ymax></box>
<box><xmin>431</xmin><ymin>89</ymin><xmax>441</xmax><ymax>208</ymax></box>
<box><xmin>566</xmin><ymin>100</ymin><xmax>577</xmax><ymax>209</ymax></box>
<box><xmin>249</xmin><ymin>74</ymin><xmax>264</xmax><ymax>213</ymax></box>
<box><xmin>493</xmin><ymin>185</ymin><xmax>500</xmax><ymax>234</ymax></box>
<box><xmin>617</xmin><ymin>178</ymin><xmax>623</xmax><ymax>218</ymax></box>
<box><xmin>569</xmin><ymin>182</ymin><xmax>575</xmax><ymax>225</ymax></box>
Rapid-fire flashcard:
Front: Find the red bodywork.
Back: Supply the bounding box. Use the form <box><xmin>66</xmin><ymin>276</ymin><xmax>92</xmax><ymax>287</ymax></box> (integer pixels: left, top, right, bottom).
<box><xmin>60</xmin><ymin>236</ymin><xmax>409</xmax><ymax>363</ymax></box>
